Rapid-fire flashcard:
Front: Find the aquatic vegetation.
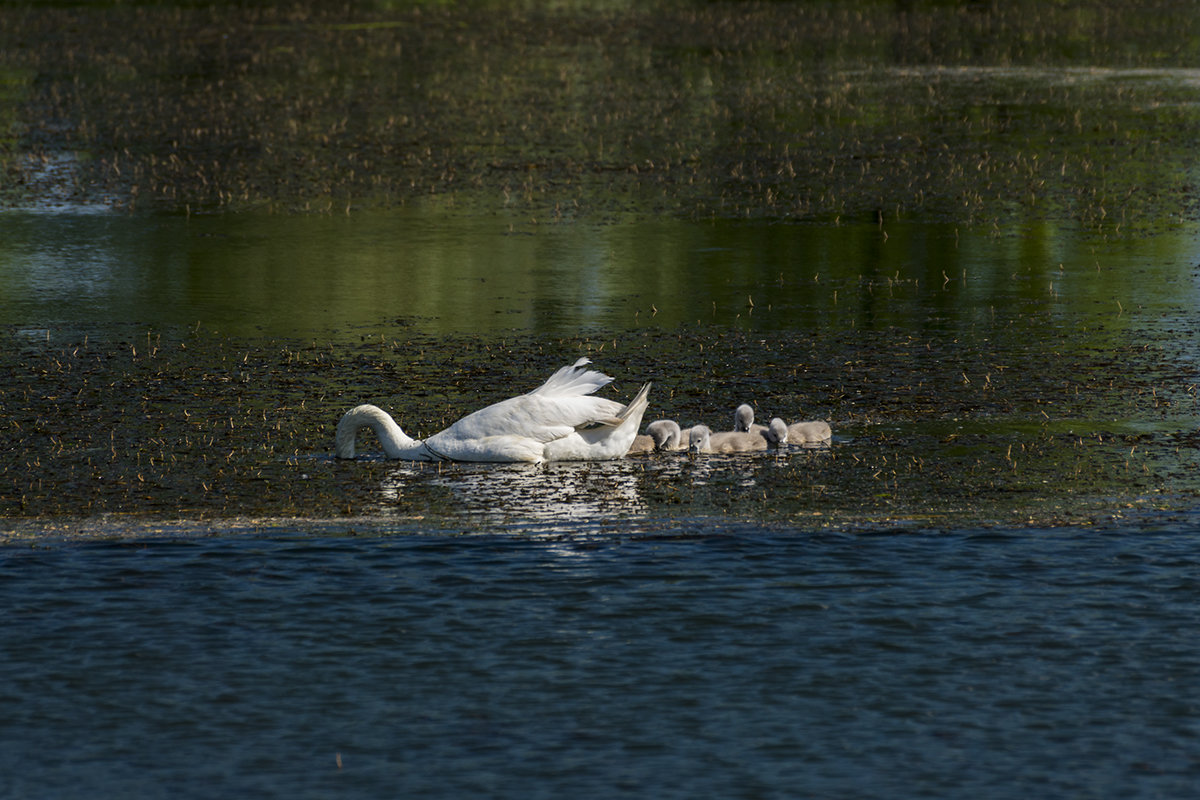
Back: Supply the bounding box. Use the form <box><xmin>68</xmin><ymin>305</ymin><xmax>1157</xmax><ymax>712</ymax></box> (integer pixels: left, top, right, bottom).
<box><xmin>2</xmin><ymin>322</ymin><xmax>1197</xmax><ymax>530</ymax></box>
<box><xmin>2</xmin><ymin>1</ymin><xmax>1199</xmax><ymax>230</ymax></box>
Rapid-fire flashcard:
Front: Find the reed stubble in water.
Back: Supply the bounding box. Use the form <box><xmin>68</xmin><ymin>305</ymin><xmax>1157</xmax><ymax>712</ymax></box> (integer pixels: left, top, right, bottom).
<box><xmin>1</xmin><ymin>1</ymin><xmax>1200</xmax><ymax>230</ymax></box>
<box><xmin>2</xmin><ymin>325</ymin><xmax>1197</xmax><ymax>532</ymax></box>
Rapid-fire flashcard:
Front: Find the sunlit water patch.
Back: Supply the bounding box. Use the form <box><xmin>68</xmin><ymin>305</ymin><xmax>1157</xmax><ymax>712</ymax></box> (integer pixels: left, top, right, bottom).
<box><xmin>378</xmin><ymin>460</ymin><xmax>649</xmax><ymax>527</ymax></box>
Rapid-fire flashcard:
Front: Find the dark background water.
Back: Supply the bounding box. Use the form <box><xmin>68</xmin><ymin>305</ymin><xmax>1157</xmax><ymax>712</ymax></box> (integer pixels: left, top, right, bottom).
<box><xmin>3</xmin><ymin>525</ymin><xmax>1199</xmax><ymax>799</ymax></box>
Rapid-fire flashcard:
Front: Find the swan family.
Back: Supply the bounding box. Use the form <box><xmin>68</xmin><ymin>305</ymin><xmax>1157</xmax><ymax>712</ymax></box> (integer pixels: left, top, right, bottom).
<box><xmin>335</xmin><ymin>359</ymin><xmax>830</xmax><ymax>463</ymax></box>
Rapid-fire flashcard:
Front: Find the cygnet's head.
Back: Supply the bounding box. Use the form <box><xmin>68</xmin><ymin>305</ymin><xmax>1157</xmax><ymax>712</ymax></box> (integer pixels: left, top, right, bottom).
<box><xmin>688</xmin><ymin>424</ymin><xmax>712</xmax><ymax>455</ymax></box>
<box><xmin>646</xmin><ymin>419</ymin><xmax>682</xmax><ymax>450</ymax></box>
<box><xmin>767</xmin><ymin>417</ymin><xmax>789</xmax><ymax>445</ymax></box>
<box><xmin>734</xmin><ymin>404</ymin><xmax>755</xmax><ymax>433</ymax></box>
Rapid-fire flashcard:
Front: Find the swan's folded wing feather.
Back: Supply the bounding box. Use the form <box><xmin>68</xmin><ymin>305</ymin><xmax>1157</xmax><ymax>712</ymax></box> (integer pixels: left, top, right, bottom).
<box><xmin>427</xmin><ymin>370</ymin><xmax>648</xmax><ymax>462</ymax></box>
<box><xmin>527</xmin><ymin>358</ymin><xmax>613</xmax><ymax>399</ymax></box>
<box><xmin>577</xmin><ymin>416</ymin><xmax>624</xmax><ymax>430</ymax></box>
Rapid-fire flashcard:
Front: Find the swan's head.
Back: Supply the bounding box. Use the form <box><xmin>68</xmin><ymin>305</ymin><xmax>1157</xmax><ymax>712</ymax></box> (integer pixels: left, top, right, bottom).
<box><xmin>688</xmin><ymin>424</ymin><xmax>712</xmax><ymax>456</ymax></box>
<box><xmin>646</xmin><ymin>419</ymin><xmax>682</xmax><ymax>450</ymax></box>
<box><xmin>733</xmin><ymin>404</ymin><xmax>755</xmax><ymax>432</ymax></box>
<box><xmin>767</xmin><ymin>417</ymin><xmax>789</xmax><ymax>445</ymax></box>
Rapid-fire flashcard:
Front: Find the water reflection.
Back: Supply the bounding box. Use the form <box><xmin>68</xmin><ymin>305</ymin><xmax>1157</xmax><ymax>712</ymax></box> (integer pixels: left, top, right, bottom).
<box><xmin>369</xmin><ymin>449</ymin><xmax>833</xmax><ymax>531</ymax></box>
<box><xmin>378</xmin><ymin>460</ymin><xmax>647</xmax><ymax>527</ymax></box>
<box><xmin>1</xmin><ymin>209</ymin><xmax>1196</xmax><ymax>340</ymax></box>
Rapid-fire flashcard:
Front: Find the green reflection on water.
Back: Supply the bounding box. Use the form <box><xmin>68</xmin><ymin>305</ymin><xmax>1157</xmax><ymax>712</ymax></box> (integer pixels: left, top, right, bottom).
<box><xmin>0</xmin><ymin>209</ymin><xmax>1196</xmax><ymax>342</ymax></box>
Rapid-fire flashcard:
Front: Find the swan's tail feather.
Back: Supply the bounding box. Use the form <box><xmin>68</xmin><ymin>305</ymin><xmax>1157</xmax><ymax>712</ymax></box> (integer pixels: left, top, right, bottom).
<box><xmin>529</xmin><ymin>357</ymin><xmax>614</xmax><ymax>399</ymax></box>
<box><xmin>618</xmin><ymin>382</ymin><xmax>652</xmax><ymax>421</ymax></box>
<box><xmin>577</xmin><ymin>382</ymin><xmax>652</xmax><ymax>431</ymax></box>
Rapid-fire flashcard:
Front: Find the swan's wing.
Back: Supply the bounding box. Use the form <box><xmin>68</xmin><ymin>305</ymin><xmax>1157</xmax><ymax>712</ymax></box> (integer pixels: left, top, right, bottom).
<box><xmin>425</xmin><ymin>362</ymin><xmax>644</xmax><ymax>462</ymax></box>
<box><xmin>546</xmin><ymin>382</ymin><xmax>653</xmax><ymax>460</ymax></box>
<box><xmin>438</xmin><ymin>394</ymin><xmax>627</xmax><ymax>445</ymax></box>
<box><xmin>424</xmin><ymin>434</ymin><xmax>547</xmax><ymax>463</ymax></box>
<box><xmin>526</xmin><ymin>358</ymin><xmax>613</xmax><ymax>399</ymax></box>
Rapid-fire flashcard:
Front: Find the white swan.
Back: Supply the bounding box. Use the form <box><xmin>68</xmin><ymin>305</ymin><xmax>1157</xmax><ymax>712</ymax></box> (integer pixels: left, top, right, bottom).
<box><xmin>733</xmin><ymin>403</ymin><xmax>768</xmax><ymax>436</ymax></box>
<box><xmin>787</xmin><ymin>420</ymin><xmax>832</xmax><ymax>443</ymax></box>
<box><xmin>645</xmin><ymin>419</ymin><xmax>693</xmax><ymax>451</ymax></box>
<box><xmin>688</xmin><ymin>424</ymin><xmax>771</xmax><ymax>454</ymax></box>
<box><xmin>336</xmin><ymin>358</ymin><xmax>652</xmax><ymax>463</ymax></box>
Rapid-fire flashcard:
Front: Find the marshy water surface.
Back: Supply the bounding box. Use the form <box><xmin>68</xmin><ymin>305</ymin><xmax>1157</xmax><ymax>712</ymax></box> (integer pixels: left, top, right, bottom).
<box><xmin>4</xmin><ymin>1</ymin><xmax>1200</xmax><ymax>797</ymax></box>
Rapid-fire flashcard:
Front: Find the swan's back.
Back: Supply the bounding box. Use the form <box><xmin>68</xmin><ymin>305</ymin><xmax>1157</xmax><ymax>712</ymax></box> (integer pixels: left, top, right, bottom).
<box><xmin>422</xmin><ymin>357</ymin><xmax>651</xmax><ymax>462</ymax></box>
<box><xmin>433</xmin><ymin>358</ymin><xmax>623</xmax><ymax>451</ymax></box>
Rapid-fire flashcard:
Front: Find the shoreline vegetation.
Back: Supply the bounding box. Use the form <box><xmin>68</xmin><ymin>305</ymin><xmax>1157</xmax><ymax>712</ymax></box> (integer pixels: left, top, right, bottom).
<box><xmin>1</xmin><ymin>1</ymin><xmax>1199</xmax><ymax>230</ymax></box>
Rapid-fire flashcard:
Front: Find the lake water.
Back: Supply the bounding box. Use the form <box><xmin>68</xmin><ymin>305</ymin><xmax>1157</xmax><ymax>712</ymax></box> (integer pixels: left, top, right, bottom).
<box><xmin>4</xmin><ymin>524</ymin><xmax>1200</xmax><ymax>799</ymax></box>
<box><xmin>3</xmin><ymin>208</ymin><xmax>1200</xmax><ymax>798</ymax></box>
<box><xmin>5</xmin><ymin>203</ymin><xmax>1200</xmax><ymax>798</ymax></box>
<box><xmin>6</xmin><ymin>2</ymin><xmax>1200</xmax><ymax>796</ymax></box>
<box><xmin>4</xmin><ymin>207</ymin><xmax>1199</xmax><ymax>337</ymax></box>
<box><xmin>5</xmin><ymin>200</ymin><xmax>1200</xmax><ymax>799</ymax></box>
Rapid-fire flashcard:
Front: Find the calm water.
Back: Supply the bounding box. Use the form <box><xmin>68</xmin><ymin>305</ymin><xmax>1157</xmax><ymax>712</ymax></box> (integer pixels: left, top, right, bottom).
<box><xmin>3</xmin><ymin>524</ymin><xmax>1199</xmax><ymax>798</ymax></box>
<box><xmin>3</xmin><ymin>208</ymin><xmax>1199</xmax><ymax>338</ymax></box>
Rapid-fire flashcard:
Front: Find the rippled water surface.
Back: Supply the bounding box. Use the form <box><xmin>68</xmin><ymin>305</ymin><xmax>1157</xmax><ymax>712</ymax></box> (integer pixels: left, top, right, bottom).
<box><xmin>3</xmin><ymin>525</ymin><xmax>1199</xmax><ymax>799</ymax></box>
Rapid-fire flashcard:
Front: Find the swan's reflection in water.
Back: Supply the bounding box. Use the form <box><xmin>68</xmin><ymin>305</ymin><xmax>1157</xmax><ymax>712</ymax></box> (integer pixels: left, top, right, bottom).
<box><xmin>379</xmin><ymin>459</ymin><xmax>648</xmax><ymax>527</ymax></box>
<box><xmin>372</xmin><ymin>444</ymin><xmax>834</xmax><ymax>534</ymax></box>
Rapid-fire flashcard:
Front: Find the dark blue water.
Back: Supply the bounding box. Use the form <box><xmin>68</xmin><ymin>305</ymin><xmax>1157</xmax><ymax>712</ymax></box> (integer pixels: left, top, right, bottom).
<box><xmin>3</xmin><ymin>522</ymin><xmax>1199</xmax><ymax>799</ymax></box>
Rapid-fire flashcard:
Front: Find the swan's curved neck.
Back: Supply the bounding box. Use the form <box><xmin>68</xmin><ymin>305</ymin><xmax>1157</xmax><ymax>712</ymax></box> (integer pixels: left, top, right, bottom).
<box><xmin>335</xmin><ymin>404</ymin><xmax>433</xmax><ymax>460</ymax></box>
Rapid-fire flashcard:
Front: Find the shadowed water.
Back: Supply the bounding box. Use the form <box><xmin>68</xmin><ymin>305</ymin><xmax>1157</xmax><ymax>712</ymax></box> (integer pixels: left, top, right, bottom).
<box><xmin>3</xmin><ymin>526</ymin><xmax>1199</xmax><ymax>799</ymax></box>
